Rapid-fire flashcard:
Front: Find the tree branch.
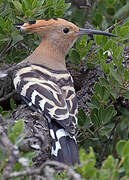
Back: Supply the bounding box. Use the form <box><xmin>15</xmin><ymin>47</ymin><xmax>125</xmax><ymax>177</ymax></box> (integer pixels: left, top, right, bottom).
<box><xmin>8</xmin><ymin>161</ymin><xmax>81</xmax><ymax>180</ymax></box>
<box><xmin>0</xmin><ymin>115</ymin><xmax>20</xmax><ymax>180</ymax></box>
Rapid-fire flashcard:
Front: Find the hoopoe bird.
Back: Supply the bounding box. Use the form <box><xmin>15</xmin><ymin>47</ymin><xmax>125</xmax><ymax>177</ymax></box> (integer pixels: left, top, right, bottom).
<box><xmin>13</xmin><ymin>18</ymin><xmax>116</xmax><ymax>165</ymax></box>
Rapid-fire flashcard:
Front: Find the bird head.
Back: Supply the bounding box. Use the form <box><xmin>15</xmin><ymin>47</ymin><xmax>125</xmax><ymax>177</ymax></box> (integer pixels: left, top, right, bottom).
<box><xmin>14</xmin><ymin>18</ymin><xmax>116</xmax><ymax>56</ymax></box>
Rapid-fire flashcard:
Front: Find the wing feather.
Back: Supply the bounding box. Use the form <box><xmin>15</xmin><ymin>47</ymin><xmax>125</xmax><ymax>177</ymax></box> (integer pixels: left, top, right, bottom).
<box><xmin>14</xmin><ymin>74</ymin><xmax>77</xmax><ymax>133</ymax></box>
<box><xmin>13</xmin><ymin>64</ymin><xmax>77</xmax><ymax>134</ymax></box>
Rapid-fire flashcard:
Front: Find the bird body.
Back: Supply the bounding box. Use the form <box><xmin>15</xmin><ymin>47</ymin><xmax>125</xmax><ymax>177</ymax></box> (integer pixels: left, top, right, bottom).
<box><xmin>13</xmin><ymin>63</ymin><xmax>79</xmax><ymax>165</ymax></box>
<box><xmin>13</xmin><ymin>18</ymin><xmax>116</xmax><ymax>165</ymax></box>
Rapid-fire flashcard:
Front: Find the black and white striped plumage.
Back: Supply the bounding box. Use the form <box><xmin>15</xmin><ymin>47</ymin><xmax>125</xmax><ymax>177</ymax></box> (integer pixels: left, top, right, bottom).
<box><xmin>13</xmin><ymin>63</ymin><xmax>79</xmax><ymax>165</ymax></box>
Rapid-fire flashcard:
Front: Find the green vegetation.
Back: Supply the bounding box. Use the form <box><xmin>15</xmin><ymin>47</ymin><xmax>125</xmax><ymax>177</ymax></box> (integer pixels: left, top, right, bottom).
<box><xmin>0</xmin><ymin>0</ymin><xmax>129</xmax><ymax>179</ymax></box>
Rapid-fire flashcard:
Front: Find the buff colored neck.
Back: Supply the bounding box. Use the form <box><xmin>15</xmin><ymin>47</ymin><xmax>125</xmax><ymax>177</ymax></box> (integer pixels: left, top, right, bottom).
<box><xmin>23</xmin><ymin>39</ymin><xmax>67</xmax><ymax>71</ymax></box>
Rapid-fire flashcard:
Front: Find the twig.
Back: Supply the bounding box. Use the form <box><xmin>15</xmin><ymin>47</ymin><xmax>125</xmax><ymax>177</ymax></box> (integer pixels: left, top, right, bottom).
<box><xmin>8</xmin><ymin>161</ymin><xmax>82</xmax><ymax>180</ymax></box>
<box><xmin>3</xmin><ymin>40</ymin><xmax>23</xmax><ymax>55</ymax></box>
<box><xmin>0</xmin><ymin>118</ymin><xmax>20</xmax><ymax>180</ymax></box>
<box><xmin>20</xmin><ymin>42</ymin><xmax>33</xmax><ymax>54</ymax></box>
<box><xmin>107</xmin><ymin>19</ymin><xmax>125</xmax><ymax>33</ymax></box>
<box><xmin>0</xmin><ymin>39</ymin><xmax>13</xmax><ymax>56</ymax></box>
<box><xmin>0</xmin><ymin>61</ymin><xmax>31</xmax><ymax>78</ymax></box>
<box><xmin>0</xmin><ymin>90</ymin><xmax>16</xmax><ymax>104</ymax></box>
<box><xmin>99</xmin><ymin>117</ymin><xmax>120</xmax><ymax>164</ymax></box>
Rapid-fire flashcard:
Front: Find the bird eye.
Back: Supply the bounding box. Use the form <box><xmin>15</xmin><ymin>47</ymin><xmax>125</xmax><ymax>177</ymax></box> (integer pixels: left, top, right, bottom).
<box><xmin>63</xmin><ymin>28</ymin><xmax>70</xmax><ymax>34</ymax></box>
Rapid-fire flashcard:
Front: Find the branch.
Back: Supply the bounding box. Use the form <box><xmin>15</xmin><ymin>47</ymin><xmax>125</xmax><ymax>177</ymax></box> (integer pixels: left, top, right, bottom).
<box><xmin>0</xmin><ymin>90</ymin><xmax>16</xmax><ymax>103</ymax></box>
<box><xmin>0</xmin><ymin>115</ymin><xmax>20</xmax><ymax>180</ymax></box>
<box><xmin>8</xmin><ymin>161</ymin><xmax>81</xmax><ymax>180</ymax></box>
<box><xmin>99</xmin><ymin>117</ymin><xmax>120</xmax><ymax>163</ymax></box>
<box><xmin>0</xmin><ymin>61</ymin><xmax>31</xmax><ymax>78</ymax></box>
<box><xmin>108</xmin><ymin>19</ymin><xmax>125</xmax><ymax>33</ymax></box>
<box><xmin>0</xmin><ymin>39</ymin><xmax>13</xmax><ymax>56</ymax></box>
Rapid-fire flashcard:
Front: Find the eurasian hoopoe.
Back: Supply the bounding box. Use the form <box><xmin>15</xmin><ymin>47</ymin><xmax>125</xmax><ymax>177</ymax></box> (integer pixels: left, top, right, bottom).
<box><xmin>13</xmin><ymin>18</ymin><xmax>116</xmax><ymax>165</ymax></box>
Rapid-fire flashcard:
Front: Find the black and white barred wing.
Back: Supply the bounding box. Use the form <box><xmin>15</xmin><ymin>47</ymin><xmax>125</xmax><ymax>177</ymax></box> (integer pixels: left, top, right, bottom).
<box><xmin>13</xmin><ymin>69</ymin><xmax>73</xmax><ymax>133</ymax></box>
<box><xmin>13</xmin><ymin>67</ymin><xmax>79</xmax><ymax>165</ymax></box>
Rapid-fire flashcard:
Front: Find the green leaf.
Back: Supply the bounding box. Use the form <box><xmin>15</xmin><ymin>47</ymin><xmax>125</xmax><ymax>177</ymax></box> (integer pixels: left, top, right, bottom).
<box><xmin>0</xmin><ymin>106</ymin><xmax>3</xmax><ymax>114</ymax></box>
<box><xmin>5</xmin><ymin>19</ymin><xmax>12</xmax><ymax>31</ymax></box>
<box><xmin>102</xmin><ymin>155</ymin><xmax>115</xmax><ymax>169</ymax></box>
<box><xmin>78</xmin><ymin>109</ymin><xmax>90</xmax><ymax>128</ymax></box>
<box><xmin>0</xmin><ymin>17</ymin><xmax>6</xmax><ymax>28</ymax></box>
<box><xmin>93</xmin><ymin>12</ymin><xmax>103</xmax><ymax>26</ymax></box>
<box><xmin>94</xmin><ymin>83</ymin><xmax>110</xmax><ymax>102</ymax></box>
<box><xmin>77</xmin><ymin>148</ymin><xmax>97</xmax><ymax>178</ymax></box>
<box><xmin>123</xmin><ymin>155</ymin><xmax>129</xmax><ymax>176</ymax></box>
<box><xmin>116</xmin><ymin>140</ymin><xmax>127</xmax><ymax>157</ymax></box>
<box><xmin>13</xmin><ymin>162</ymin><xmax>23</xmax><ymax>171</ymax></box>
<box><xmin>90</xmin><ymin>108</ymin><xmax>100</xmax><ymax>127</ymax></box>
<box><xmin>78</xmin><ymin>109</ymin><xmax>86</xmax><ymax>126</ymax></box>
<box><xmin>69</xmin><ymin>49</ymin><xmax>80</xmax><ymax>64</ymax></box>
<box><xmin>23</xmin><ymin>0</ymin><xmax>31</xmax><ymax>9</ymax></box>
<box><xmin>99</xmin><ymin>77</ymin><xmax>110</xmax><ymax>87</ymax></box>
<box><xmin>103</xmin><ymin>105</ymin><xmax>117</xmax><ymax>123</ymax></box>
<box><xmin>123</xmin><ymin>91</ymin><xmax>129</xmax><ymax>99</ymax></box>
<box><xmin>108</xmin><ymin>0</ymin><xmax>116</xmax><ymax>4</ymax></box>
<box><xmin>25</xmin><ymin>9</ymin><xmax>34</xmax><ymax>17</ymax></box>
<box><xmin>106</xmin><ymin>7</ymin><xmax>115</xmax><ymax>15</ymax></box>
<box><xmin>95</xmin><ymin>35</ymin><xmax>103</xmax><ymax>45</ymax></box>
<box><xmin>119</xmin><ymin>26</ymin><xmax>129</xmax><ymax>37</ymax></box>
<box><xmin>88</xmin><ymin>95</ymin><xmax>100</xmax><ymax>109</ymax></box>
<box><xmin>98</xmin><ymin>105</ymin><xmax>105</xmax><ymax>124</ymax></box>
<box><xmin>110</xmin><ymin>70</ymin><xmax>122</xmax><ymax>85</ymax></box>
<box><xmin>101</xmin><ymin>62</ymin><xmax>110</xmax><ymax>74</ymax></box>
<box><xmin>122</xmin><ymin>141</ymin><xmax>129</xmax><ymax>156</ymax></box>
<box><xmin>32</xmin><ymin>0</ymin><xmax>37</xmax><ymax>9</ymax></box>
<box><xmin>2</xmin><ymin>111</ymin><xmax>11</xmax><ymax>118</ymax></box>
<box><xmin>119</xmin><ymin>107</ymin><xmax>129</xmax><ymax>117</ymax></box>
<box><xmin>22</xmin><ymin>151</ymin><xmax>37</xmax><ymax>159</ymax></box>
<box><xmin>122</xmin><ymin>141</ymin><xmax>129</xmax><ymax>157</ymax></box>
<box><xmin>96</xmin><ymin>105</ymin><xmax>116</xmax><ymax>124</ymax></box>
<box><xmin>64</xmin><ymin>2</ymin><xmax>71</xmax><ymax>10</ymax></box>
<box><xmin>114</xmin><ymin>46</ymin><xmax>124</xmax><ymax>59</ymax></box>
<box><xmin>124</xmin><ymin>70</ymin><xmax>129</xmax><ymax>80</ymax></box>
<box><xmin>0</xmin><ymin>149</ymin><xmax>5</xmax><ymax>161</ymax></box>
<box><xmin>12</xmin><ymin>0</ymin><xmax>22</xmax><ymax>12</ymax></box>
<box><xmin>104</xmin><ymin>39</ymin><xmax>113</xmax><ymax>51</ymax></box>
<box><xmin>37</xmin><ymin>0</ymin><xmax>45</xmax><ymax>8</ymax></box>
<box><xmin>12</xmin><ymin>30</ymin><xmax>24</xmax><ymax>44</ymax></box>
<box><xmin>10</xmin><ymin>98</ymin><xmax>17</xmax><ymax>110</ymax></box>
<box><xmin>114</xmin><ymin>3</ymin><xmax>129</xmax><ymax>19</ymax></box>
<box><xmin>86</xmin><ymin>62</ymin><xmax>96</xmax><ymax>69</ymax></box>
<box><xmin>8</xmin><ymin>120</ymin><xmax>24</xmax><ymax>144</ymax></box>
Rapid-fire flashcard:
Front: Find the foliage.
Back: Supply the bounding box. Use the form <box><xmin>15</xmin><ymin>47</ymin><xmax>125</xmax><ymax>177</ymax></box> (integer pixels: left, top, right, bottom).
<box><xmin>76</xmin><ymin>142</ymin><xmax>129</xmax><ymax>179</ymax></box>
<box><xmin>90</xmin><ymin>0</ymin><xmax>129</xmax><ymax>29</ymax></box>
<box><xmin>0</xmin><ymin>119</ymin><xmax>36</xmax><ymax>179</ymax></box>
<box><xmin>77</xmin><ymin>20</ymin><xmax>129</xmax><ymax>168</ymax></box>
<box><xmin>70</xmin><ymin>0</ymin><xmax>129</xmax><ymax>179</ymax></box>
<box><xmin>0</xmin><ymin>0</ymin><xmax>129</xmax><ymax>179</ymax></box>
<box><xmin>0</xmin><ymin>0</ymin><xmax>71</xmax><ymax>63</ymax></box>
<box><xmin>8</xmin><ymin>119</ymin><xmax>24</xmax><ymax>144</ymax></box>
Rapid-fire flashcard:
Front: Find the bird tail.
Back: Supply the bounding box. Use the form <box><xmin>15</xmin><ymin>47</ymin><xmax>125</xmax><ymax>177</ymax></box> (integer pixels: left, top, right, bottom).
<box><xmin>49</xmin><ymin>121</ymin><xmax>79</xmax><ymax>166</ymax></box>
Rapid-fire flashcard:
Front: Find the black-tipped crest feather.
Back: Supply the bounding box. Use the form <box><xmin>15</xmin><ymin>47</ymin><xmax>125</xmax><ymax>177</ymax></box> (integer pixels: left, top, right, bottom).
<box><xmin>28</xmin><ymin>20</ymin><xmax>36</xmax><ymax>25</ymax></box>
<box><xmin>14</xmin><ymin>22</ymin><xmax>24</xmax><ymax>26</ymax></box>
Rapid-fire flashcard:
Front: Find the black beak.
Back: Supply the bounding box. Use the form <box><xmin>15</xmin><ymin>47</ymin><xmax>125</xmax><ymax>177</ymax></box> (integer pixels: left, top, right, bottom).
<box><xmin>78</xmin><ymin>28</ymin><xmax>117</xmax><ymax>37</ymax></box>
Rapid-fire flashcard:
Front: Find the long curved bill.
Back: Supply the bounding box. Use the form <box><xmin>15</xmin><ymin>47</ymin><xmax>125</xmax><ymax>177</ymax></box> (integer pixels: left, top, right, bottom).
<box><xmin>78</xmin><ymin>28</ymin><xmax>117</xmax><ymax>37</ymax></box>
